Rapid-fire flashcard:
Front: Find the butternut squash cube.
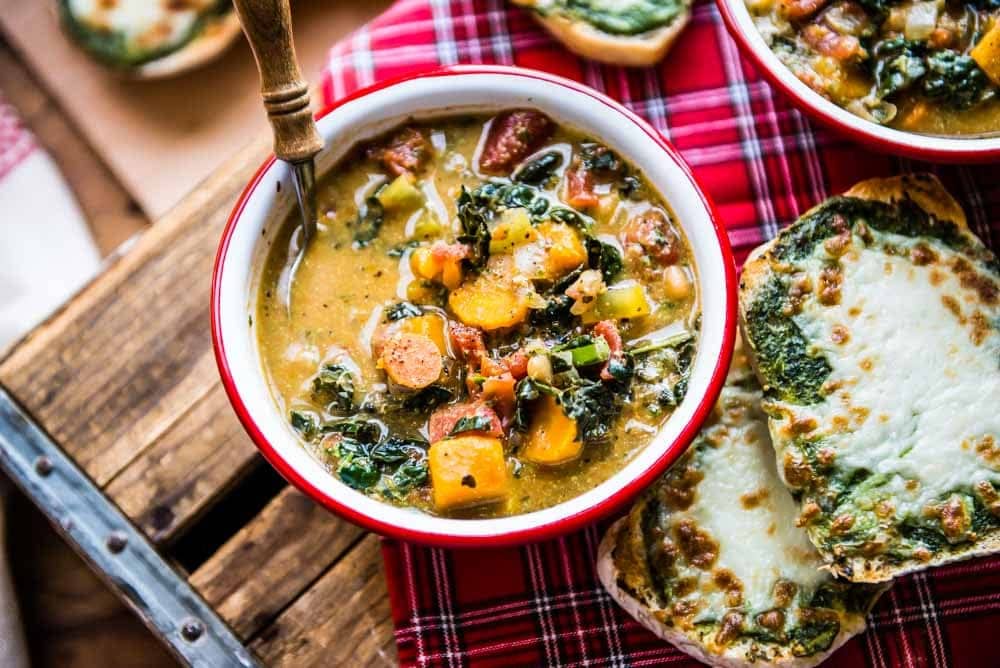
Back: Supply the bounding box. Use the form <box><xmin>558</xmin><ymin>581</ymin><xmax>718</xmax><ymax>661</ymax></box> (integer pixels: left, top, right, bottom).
<box><xmin>972</xmin><ymin>22</ymin><xmax>1000</xmax><ymax>86</ymax></box>
<box><xmin>448</xmin><ymin>276</ymin><xmax>528</xmax><ymax>330</ymax></box>
<box><xmin>538</xmin><ymin>222</ymin><xmax>586</xmax><ymax>277</ymax></box>
<box><xmin>520</xmin><ymin>395</ymin><xmax>582</xmax><ymax>466</ymax></box>
<box><xmin>429</xmin><ymin>436</ymin><xmax>509</xmax><ymax>511</ymax></box>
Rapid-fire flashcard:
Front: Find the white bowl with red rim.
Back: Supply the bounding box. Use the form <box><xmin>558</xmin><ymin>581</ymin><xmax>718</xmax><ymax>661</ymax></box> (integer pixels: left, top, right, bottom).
<box><xmin>212</xmin><ymin>65</ymin><xmax>737</xmax><ymax>547</ymax></box>
<box><xmin>716</xmin><ymin>0</ymin><xmax>1000</xmax><ymax>162</ymax></box>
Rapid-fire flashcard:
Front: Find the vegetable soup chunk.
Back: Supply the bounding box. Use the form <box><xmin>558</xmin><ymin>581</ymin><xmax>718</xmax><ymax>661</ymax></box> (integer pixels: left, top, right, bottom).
<box><xmin>747</xmin><ymin>0</ymin><xmax>1000</xmax><ymax>135</ymax></box>
<box><xmin>256</xmin><ymin>112</ymin><xmax>700</xmax><ymax>518</ymax></box>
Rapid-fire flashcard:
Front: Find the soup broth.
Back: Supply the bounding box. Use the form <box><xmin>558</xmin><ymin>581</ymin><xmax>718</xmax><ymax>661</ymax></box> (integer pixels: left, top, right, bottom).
<box><xmin>256</xmin><ymin>111</ymin><xmax>700</xmax><ymax>518</ymax></box>
<box><xmin>747</xmin><ymin>0</ymin><xmax>1000</xmax><ymax>135</ymax></box>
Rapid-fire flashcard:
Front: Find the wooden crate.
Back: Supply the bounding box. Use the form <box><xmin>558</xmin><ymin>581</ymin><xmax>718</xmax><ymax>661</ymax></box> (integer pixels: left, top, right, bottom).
<box><xmin>0</xmin><ymin>138</ymin><xmax>395</xmax><ymax>666</ymax></box>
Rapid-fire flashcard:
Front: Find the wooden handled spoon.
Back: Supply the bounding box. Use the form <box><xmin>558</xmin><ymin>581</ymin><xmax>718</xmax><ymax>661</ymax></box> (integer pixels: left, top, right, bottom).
<box><xmin>232</xmin><ymin>0</ymin><xmax>323</xmax><ymax>312</ymax></box>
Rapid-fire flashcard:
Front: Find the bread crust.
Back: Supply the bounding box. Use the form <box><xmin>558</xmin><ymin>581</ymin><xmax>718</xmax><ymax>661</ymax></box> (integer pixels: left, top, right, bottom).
<box><xmin>57</xmin><ymin>2</ymin><xmax>242</xmax><ymax>79</ymax></box>
<box><xmin>597</xmin><ymin>519</ymin><xmax>874</xmax><ymax>668</ymax></box>
<box><xmin>133</xmin><ymin>11</ymin><xmax>241</xmax><ymax>79</ymax></box>
<box><xmin>512</xmin><ymin>0</ymin><xmax>691</xmax><ymax>66</ymax></box>
<box><xmin>738</xmin><ymin>174</ymin><xmax>1000</xmax><ymax>584</ymax></box>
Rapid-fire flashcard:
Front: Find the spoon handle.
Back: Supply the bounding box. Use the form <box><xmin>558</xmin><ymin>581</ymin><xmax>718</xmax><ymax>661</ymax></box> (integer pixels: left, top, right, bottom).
<box><xmin>232</xmin><ymin>0</ymin><xmax>323</xmax><ymax>163</ymax></box>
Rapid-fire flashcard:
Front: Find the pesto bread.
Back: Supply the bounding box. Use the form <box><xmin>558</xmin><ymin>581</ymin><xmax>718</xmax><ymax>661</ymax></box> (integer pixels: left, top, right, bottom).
<box><xmin>511</xmin><ymin>0</ymin><xmax>692</xmax><ymax>67</ymax></box>
<box><xmin>58</xmin><ymin>0</ymin><xmax>241</xmax><ymax>78</ymax></box>
<box><xmin>597</xmin><ymin>347</ymin><xmax>885</xmax><ymax>667</ymax></box>
<box><xmin>739</xmin><ymin>174</ymin><xmax>1000</xmax><ymax>583</ymax></box>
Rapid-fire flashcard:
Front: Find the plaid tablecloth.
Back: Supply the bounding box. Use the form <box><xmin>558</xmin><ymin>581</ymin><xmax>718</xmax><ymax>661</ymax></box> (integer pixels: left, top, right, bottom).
<box><xmin>316</xmin><ymin>1</ymin><xmax>1000</xmax><ymax>665</ymax></box>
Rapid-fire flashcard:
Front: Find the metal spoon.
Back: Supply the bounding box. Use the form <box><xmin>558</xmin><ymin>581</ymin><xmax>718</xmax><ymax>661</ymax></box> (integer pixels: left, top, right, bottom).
<box><xmin>233</xmin><ymin>0</ymin><xmax>323</xmax><ymax>314</ymax></box>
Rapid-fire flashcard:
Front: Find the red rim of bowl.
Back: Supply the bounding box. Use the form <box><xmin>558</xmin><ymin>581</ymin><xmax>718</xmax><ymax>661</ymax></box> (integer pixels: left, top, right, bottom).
<box><xmin>211</xmin><ymin>64</ymin><xmax>738</xmax><ymax>547</ymax></box>
<box><xmin>715</xmin><ymin>0</ymin><xmax>1000</xmax><ymax>163</ymax></box>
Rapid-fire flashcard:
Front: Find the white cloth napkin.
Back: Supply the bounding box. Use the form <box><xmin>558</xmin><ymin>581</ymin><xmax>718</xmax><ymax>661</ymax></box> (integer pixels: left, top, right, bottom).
<box><xmin>0</xmin><ymin>92</ymin><xmax>99</xmax><ymax>668</ymax></box>
<box><xmin>0</xmin><ymin>94</ymin><xmax>100</xmax><ymax>351</ymax></box>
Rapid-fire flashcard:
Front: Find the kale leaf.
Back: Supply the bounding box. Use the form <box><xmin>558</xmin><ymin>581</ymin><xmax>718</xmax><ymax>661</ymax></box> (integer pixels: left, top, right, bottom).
<box><xmin>922</xmin><ymin>51</ymin><xmax>993</xmax><ymax>110</ymax></box>
<box><xmin>586</xmin><ymin>237</ymin><xmax>624</xmax><ymax>282</ymax></box>
<box><xmin>384</xmin><ymin>301</ymin><xmax>422</xmax><ymax>321</ymax></box>
<box><xmin>529</xmin><ymin>294</ymin><xmax>575</xmax><ymax>330</ymax></box>
<box><xmin>449</xmin><ymin>415</ymin><xmax>495</xmax><ymax>436</ymax></box>
<box><xmin>457</xmin><ymin>183</ymin><xmax>550</xmax><ymax>267</ymax></box>
<box><xmin>323</xmin><ymin>417</ymin><xmax>385</xmax><ymax>444</ymax></box>
<box><xmin>290</xmin><ymin>410</ymin><xmax>320</xmax><ymax>441</ymax></box>
<box><xmin>353</xmin><ymin>196</ymin><xmax>385</xmax><ymax>246</ymax></box>
<box><xmin>513</xmin><ymin>376</ymin><xmax>626</xmax><ymax>443</ymax></box>
<box><xmin>312</xmin><ymin>364</ymin><xmax>357</xmax><ymax>413</ymax></box>
<box><xmin>560</xmin><ymin>379</ymin><xmax>620</xmax><ymax>443</ymax></box>
<box><xmin>513</xmin><ymin>151</ymin><xmax>563</xmax><ymax>185</ymax></box>
<box><xmin>328</xmin><ymin>434</ymin><xmax>429</xmax><ymax>495</ymax></box>
<box><xmin>872</xmin><ymin>38</ymin><xmax>926</xmax><ymax>100</ymax></box>
<box><xmin>456</xmin><ymin>186</ymin><xmax>492</xmax><ymax>268</ymax></box>
<box><xmin>402</xmin><ymin>385</ymin><xmax>455</xmax><ymax>412</ymax></box>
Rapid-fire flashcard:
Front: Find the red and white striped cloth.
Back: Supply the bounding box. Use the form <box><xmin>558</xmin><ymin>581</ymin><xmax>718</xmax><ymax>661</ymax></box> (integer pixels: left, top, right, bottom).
<box><xmin>316</xmin><ymin>1</ymin><xmax>1000</xmax><ymax>666</ymax></box>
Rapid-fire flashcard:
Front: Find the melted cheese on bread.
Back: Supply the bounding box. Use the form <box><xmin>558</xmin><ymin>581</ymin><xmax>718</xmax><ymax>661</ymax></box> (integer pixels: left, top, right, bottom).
<box><xmin>740</xmin><ymin>174</ymin><xmax>1000</xmax><ymax>581</ymax></box>
<box><xmin>63</xmin><ymin>0</ymin><xmax>229</xmax><ymax>68</ymax></box>
<box><xmin>598</xmin><ymin>350</ymin><xmax>884</xmax><ymax>666</ymax></box>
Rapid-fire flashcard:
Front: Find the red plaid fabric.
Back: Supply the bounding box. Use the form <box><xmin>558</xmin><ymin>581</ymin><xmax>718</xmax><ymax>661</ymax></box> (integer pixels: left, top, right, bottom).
<box><xmin>0</xmin><ymin>93</ymin><xmax>36</xmax><ymax>183</ymax></box>
<box><xmin>317</xmin><ymin>1</ymin><xmax>1000</xmax><ymax>665</ymax></box>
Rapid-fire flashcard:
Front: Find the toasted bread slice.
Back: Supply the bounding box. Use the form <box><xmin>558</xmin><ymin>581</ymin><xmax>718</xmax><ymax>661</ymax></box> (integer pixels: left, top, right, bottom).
<box><xmin>597</xmin><ymin>347</ymin><xmax>885</xmax><ymax>666</ymax></box>
<box><xmin>511</xmin><ymin>0</ymin><xmax>692</xmax><ymax>67</ymax></box>
<box><xmin>58</xmin><ymin>0</ymin><xmax>241</xmax><ymax>79</ymax></box>
<box><xmin>739</xmin><ymin>174</ymin><xmax>1000</xmax><ymax>582</ymax></box>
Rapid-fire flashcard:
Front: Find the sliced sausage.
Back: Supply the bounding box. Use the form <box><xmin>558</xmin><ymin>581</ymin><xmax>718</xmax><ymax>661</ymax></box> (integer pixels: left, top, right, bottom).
<box><xmin>380</xmin><ymin>332</ymin><xmax>443</xmax><ymax>390</ymax></box>
<box><xmin>622</xmin><ymin>209</ymin><xmax>681</xmax><ymax>265</ymax></box>
<box><xmin>367</xmin><ymin>127</ymin><xmax>430</xmax><ymax>176</ymax></box>
<box><xmin>479</xmin><ymin>110</ymin><xmax>555</xmax><ymax>175</ymax></box>
<box><xmin>428</xmin><ymin>402</ymin><xmax>503</xmax><ymax>443</ymax></box>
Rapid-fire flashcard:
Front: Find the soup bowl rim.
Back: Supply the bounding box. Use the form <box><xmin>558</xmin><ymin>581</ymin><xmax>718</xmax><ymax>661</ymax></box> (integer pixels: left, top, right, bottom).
<box><xmin>715</xmin><ymin>0</ymin><xmax>1000</xmax><ymax>162</ymax></box>
<box><xmin>212</xmin><ymin>65</ymin><xmax>738</xmax><ymax>547</ymax></box>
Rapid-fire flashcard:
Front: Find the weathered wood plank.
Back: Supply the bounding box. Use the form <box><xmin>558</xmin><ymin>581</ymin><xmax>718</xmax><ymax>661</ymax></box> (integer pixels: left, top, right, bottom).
<box><xmin>190</xmin><ymin>487</ymin><xmax>366</xmax><ymax>639</ymax></box>
<box><xmin>249</xmin><ymin>535</ymin><xmax>396</xmax><ymax>667</ymax></box>
<box><xmin>104</xmin><ymin>384</ymin><xmax>259</xmax><ymax>544</ymax></box>
<box><xmin>0</xmin><ymin>138</ymin><xmax>268</xmax><ymax>487</ymax></box>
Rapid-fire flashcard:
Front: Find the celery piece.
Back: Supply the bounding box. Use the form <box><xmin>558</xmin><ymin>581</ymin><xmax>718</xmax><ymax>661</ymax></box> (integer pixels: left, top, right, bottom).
<box><xmin>378</xmin><ymin>174</ymin><xmax>424</xmax><ymax>212</ymax></box>
<box><xmin>582</xmin><ymin>283</ymin><xmax>652</xmax><ymax>323</ymax></box>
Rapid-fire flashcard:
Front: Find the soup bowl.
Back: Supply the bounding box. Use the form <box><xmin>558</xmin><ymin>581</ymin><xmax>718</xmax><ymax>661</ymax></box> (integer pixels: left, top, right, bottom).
<box><xmin>212</xmin><ymin>65</ymin><xmax>737</xmax><ymax>547</ymax></box>
<box><xmin>715</xmin><ymin>0</ymin><xmax>1000</xmax><ymax>163</ymax></box>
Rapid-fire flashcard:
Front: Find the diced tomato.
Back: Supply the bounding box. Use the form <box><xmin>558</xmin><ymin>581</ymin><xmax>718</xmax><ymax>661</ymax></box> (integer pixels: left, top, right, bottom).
<box><xmin>502</xmin><ymin>349</ymin><xmax>529</xmax><ymax>379</ymax></box>
<box><xmin>564</xmin><ymin>162</ymin><xmax>599</xmax><ymax>209</ymax></box>
<box><xmin>928</xmin><ymin>27</ymin><xmax>953</xmax><ymax>49</ymax></box>
<box><xmin>779</xmin><ymin>0</ymin><xmax>829</xmax><ymax>20</ymax></box>
<box><xmin>428</xmin><ymin>402</ymin><xmax>503</xmax><ymax>443</ymax></box>
<box><xmin>479</xmin><ymin>110</ymin><xmax>555</xmax><ymax>175</ymax></box>
<box><xmin>367</xmin><ymin>127</ymin><xmax>429</xmax><ymax>176</ymax></box>
<box><xmin>593</xmin><ymin>320</ymin><xmax>625</xmax><ymax>382</ymax></box>
<box><xmin>622</xmin><ymin>209</ymin><xmax>680</xmax><ymax>265</ymax></box>
<box><xmin>802</xmin><ymin>24</ymin><xmax>864</xmax><ymax>62</ymax></box>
